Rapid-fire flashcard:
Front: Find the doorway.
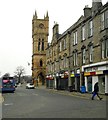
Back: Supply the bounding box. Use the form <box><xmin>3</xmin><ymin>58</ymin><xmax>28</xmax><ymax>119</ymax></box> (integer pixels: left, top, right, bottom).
<box><xmin>38</xmin><ymin>72</ymin><xmax>45</xmax><ymax>85</ymax></box>
<box><xmin>87</xmin><ymin>76</ymin><xmax>92</xmax><ymax>93</ymax></box>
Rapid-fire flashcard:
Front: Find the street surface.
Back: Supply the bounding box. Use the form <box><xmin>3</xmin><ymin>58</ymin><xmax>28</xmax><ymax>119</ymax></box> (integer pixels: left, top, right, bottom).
<box><xmin>2</xmin><ymin>85</ymin><xmax>107</xmax><ymax>118</ymax></box>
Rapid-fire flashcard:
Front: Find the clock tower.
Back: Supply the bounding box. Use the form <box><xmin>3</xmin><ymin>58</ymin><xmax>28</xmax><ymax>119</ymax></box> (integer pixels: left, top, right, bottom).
<box><xmin>32</xmin><ymin>11</ymin><xmax>49</xmax><ymax>86</ymax></box>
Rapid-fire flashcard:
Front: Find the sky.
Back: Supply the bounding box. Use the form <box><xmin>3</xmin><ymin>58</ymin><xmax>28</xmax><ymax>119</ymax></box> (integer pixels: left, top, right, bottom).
<box><xmin>0</xmin><ymin>0</ymin><xmax>107</xmax><ymax>77</ymax></box>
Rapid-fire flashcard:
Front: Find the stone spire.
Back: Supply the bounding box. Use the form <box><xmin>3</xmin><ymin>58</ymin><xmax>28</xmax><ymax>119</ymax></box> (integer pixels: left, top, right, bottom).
<box><xmin>35</xmin><ymin>10</ymin><xmax>38</xmax><ymax>18</ymax></box>
<box><xmin>46</xmin><ymin>11</ymin><xmax>49</xmax><ymax>18</ymax></box>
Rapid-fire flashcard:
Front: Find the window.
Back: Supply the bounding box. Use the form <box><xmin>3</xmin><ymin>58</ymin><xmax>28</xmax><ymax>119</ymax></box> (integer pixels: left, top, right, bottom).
<box><xmin>73</xmin><ymin>52</ymin><xmax>78</xmax><ymax>66</ymax></box>
<box><xmin>38</xmin><ymin>39</ymin><xmax>41</xmax><ymax>51</ymax></box>
<box><xmin>105</xmin><ymin>10</ymin><xmax>108</xmax><ymax>28</ymax></box>
<box><xmin>64</xmin><ymin>38</ymin><xmax>66</xmax><ymax>49</ymax></box>
<box><xmin>82</xmin><ymin>25</ymin><xmax>86</xmax><ymax>40</ymax></box>
<box><xmin>106</xmin><ymin>40</ymin><xmax>108</xmax><ymax>57</ymax></box>
<box><xmin>60</xmin><ymin>41</ymin><xmax>62</xmax><ymax>52</ymax></box>
<box><xmin>40</xmin><ymin>59</ymin><xmax>43</xmax><ymax>67</ymax></box>
<box><xmin>82</xmin><ymin>49</ymin><xmax>86</xmax><ymax>64</ymax></box>
<box><xmin>102</xmin><ymin>39</ymin><xmax>108</xmax><ymax>58</ymax></box>
<box><xmin>42</xmin><ymin>39</ymin><xmax>44</xmax><ymax>51</ymax></box>
<box><xmin>74</xmin><ymin>31</ymin><xmax>78</xmax><ymax>45</ymax></box>
<box><xmin>64</xmin><ymin>56</ymin><xmax>66</xmax><ymax>68</ymax></box>
<box><xmin>102</xmin><ymin>41</ymin><xmax>105</xmax><ymax>59</ymax></box>
<box><xmin>62</xmin><ymin>39</ymin><xmax>64</xmax><ymax>50</ymax></box>
<box><xmin>89</xmin><ymin>46</ymin><xmax>93</xmax><ymax>62</ymax></box>
<box><xmin>101</xmin><ymin>12</ymin><xmax>105</xmax><ymax>30</ymax></box>
<box><xmin>88</xmin><ymin>21</ymin><xmax>93</xmax><ymax>37</ymax></box>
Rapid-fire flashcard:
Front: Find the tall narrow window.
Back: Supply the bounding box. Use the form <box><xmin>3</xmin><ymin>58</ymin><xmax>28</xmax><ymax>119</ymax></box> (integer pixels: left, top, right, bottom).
<box><xmin>82</xmin><ymin>25</ymin><xmax>86</xmax><ymax>40</ymax></box>
<box><xmin>40</xmin><ymin>59</ymin><xmax>43</xmax><ymax>67</ymax></box>
<box><xmin>82</xmin><ymin>49</ymin><xmax>86</xmax><ymax>64</ymax></box>
<box><xmin>64</xmin><ymin>38</ymin><xmax>66</xmax><ymax>49</ymax></box>
<box><xmin>106</xmin><ymin>39</ymin><xmax>108</xmax><ymax>57</ymax></box>
<box><xmin>101</xmin><ymin>12</ymin><xmax>105</xmax><ymax>30</ymax></box>
<box><xmin>89</xmin><ymin>46</ymin><xmax>93</xmax><ymax>62</ymax></box>
<box><xmin>73</xmin><ymin>52</ymin><xmax>78</xmax><ymax>66</ymax></box>
<box><xmin>38</xmin><ymin>39</ymin><xmax>41</xmax><ymax>51</ymax></box>
<box><xmin>88</xmin><ymin>21</ymin><xmax>93</xmax><ymax>37</ymax></box>
<box><xmin>105</xmin><ymin>10</ymin><xmax>108</xmax><ymax>28</ymax></box>
<box><xmin>74</xmin><ymin>31</ymin><xmax>78</xmax><ymax>45</ymax></box>
<box><xmin>64</xmin><ymin>56</ymin><xmax>66</xmax><ymax>68</ymax></box>
<box><xmin>102</xmin><ymin>39</ymin><xmax>108</xmax><ymax>58</ymax></box>
<box><xmin>42</xmin><ymin>39</ymin><xmax>44</xmax><ymax>51</ymax></box>
<box><xmin>60</xmin><ymin>41</ymin><xmax>62</xmax><ymax>52</ymax></box>
<box><xmin>102</xmin><ymin>41</ymin><xmax>105</xmax><ymax>59</ymax></box>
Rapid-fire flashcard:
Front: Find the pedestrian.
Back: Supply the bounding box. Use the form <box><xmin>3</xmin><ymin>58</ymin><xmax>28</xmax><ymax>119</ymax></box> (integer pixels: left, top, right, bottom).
<box><xmin>92</xmin><ymin>82</ymin><xmax>103</xmax><ymax>100</ymax></box>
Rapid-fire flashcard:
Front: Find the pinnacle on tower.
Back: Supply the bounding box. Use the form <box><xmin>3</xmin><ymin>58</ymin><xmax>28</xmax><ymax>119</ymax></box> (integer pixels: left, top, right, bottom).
<box><xmin>35</xmin><ymin>10</ymin><xmax>38</xmax><ymax>18</ymax></box>
<box><xmin>46</xmin><ymin>11</ymin><xmax>49</xmax><ymax>18</ymax></box>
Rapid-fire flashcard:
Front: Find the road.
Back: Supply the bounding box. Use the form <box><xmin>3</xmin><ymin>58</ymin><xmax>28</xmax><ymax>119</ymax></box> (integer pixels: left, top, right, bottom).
<box><xmin>2</xmin><ymin>85</ymin><xmax>107</xmax><ymax>118</ymax></box>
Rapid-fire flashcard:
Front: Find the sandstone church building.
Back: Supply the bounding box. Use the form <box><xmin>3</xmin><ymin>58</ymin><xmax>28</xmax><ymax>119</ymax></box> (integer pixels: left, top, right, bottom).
<box><xmin>32</xmin><ymin>11</ymin><xmax>49</xmax><ymax>86</ymax></box>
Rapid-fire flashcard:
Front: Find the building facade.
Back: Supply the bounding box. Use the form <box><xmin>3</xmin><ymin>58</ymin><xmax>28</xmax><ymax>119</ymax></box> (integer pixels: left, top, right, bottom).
<box><xmin>46</xmin><ymin>0</ymin><xmax>108</xmax><ymax>94</ymax></box>
<box><xmin>32</xmin><ymin>11</ymin><xmax>49</xmax><ymax>86</ymax></box>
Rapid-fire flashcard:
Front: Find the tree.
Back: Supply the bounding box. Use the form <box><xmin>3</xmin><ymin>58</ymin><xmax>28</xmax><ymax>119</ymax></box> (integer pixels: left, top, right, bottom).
<box><xmin>14</xmin><ymin>66</ymin><xmax>25</xmax><ymax>84</ymax></box>
<box><xmin>3</xmin><ymin>73</ymin><xmax>10</xmax><ymax>77</ymax></box>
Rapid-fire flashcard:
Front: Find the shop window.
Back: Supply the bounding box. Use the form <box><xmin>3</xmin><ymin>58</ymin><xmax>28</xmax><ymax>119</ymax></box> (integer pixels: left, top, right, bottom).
<box><xmin>87</xmin><ymin>76</ymin><xmax>92</xmax><ymax>92</ymax></box>
<box><xmin>98</xmin><ymin>75</ymin><xmax>105</xmax><ymax>94</ymax></box>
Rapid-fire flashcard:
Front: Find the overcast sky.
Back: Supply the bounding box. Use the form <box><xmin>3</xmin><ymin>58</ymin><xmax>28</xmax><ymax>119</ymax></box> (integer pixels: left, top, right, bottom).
<box><xmin>0</xmin><ymin>0</ymin><xmax>107</xmax><ymax>77</ymax></box>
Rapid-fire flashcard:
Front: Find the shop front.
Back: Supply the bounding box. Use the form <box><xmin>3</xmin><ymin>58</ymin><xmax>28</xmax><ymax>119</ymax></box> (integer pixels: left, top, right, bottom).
<box><xmin>46</xmin><ymin>75</ymin><xmax>54</xmax><ymax>89</ymax></box>
<box><xmin>70</xmin><ymin>72</ymin><xmax>80</xmax><ymax>92</ymax></box>
<box><xmin>55</xmin><ymin>71</ymin><xmax>68</xmax><ymax>90</ymax></box>
<box><xmin>84</xmin><ymin>70</ymin><xmax>108</xmax><ymax>94</ymax></box>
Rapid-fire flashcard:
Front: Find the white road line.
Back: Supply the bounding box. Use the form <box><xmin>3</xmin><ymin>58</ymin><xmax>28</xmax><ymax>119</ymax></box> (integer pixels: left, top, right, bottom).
<box><xmin>4</xmin><ymin>103</ymin><xmax>13</xmax><ymax>106</ymax></box>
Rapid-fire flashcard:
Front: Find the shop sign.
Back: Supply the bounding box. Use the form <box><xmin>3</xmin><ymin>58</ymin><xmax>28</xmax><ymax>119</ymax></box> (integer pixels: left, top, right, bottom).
<box><xmin>71</xmin><ymin>74</ymin><xmax>74</xmax><ymax>77</ymax></box>
<box><xmin>84</xmin><ymin>72</ymin><xmax>90</xmax><ymax>76</ymax></box>
<box><xmin>90</xmin><ymin>72</ymin><xmax>96</xmax><ymax>75</ymax></box>
<box><xmin>84</xmin><ymin>72</ymin><xmax>96</xmax><ymax>76</ymax></box>
<box><xmin>96</xmin><ymin>71</ymin><xmax>103</xmax><ymax>75</ymax></box>
<box><xmin>75</xmin><ymin>74</ymin><xmax>80</xmax><ymax>77</ymax></box>
<box><xmin>103</xmin><ymin>70</ymin><xmax>108</xmax><ymax>74</ymax></box>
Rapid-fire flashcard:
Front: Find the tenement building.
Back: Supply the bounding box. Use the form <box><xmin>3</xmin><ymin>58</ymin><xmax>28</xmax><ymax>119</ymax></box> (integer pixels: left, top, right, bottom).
<box><xmin>32</xmin><ymin>11</ymin><xmax>49</xmax><ymax>86</ymax></box>
<box><xmin>46</xmin><ymin>0</ymin><xmax>108</xmax><ymax>94</ymax></box>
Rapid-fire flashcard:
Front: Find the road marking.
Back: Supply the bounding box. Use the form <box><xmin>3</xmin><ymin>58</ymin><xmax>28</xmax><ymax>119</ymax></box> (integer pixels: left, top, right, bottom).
<box><xmin>4</xmin><ymin>103</ymin><xmax>13</xmax><ymax>106</ymax></box>
<box><xmin>33</xmin><ymin>93</ymin><xmax>38</xmax><ymax>96</ymax></box>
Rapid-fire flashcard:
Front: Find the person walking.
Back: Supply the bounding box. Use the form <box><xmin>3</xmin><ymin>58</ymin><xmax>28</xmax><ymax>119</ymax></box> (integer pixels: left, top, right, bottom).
<box><xmin>92</xmin><ymin>82</ymin><xmax>103</xmax><ymax>100</ymax></box>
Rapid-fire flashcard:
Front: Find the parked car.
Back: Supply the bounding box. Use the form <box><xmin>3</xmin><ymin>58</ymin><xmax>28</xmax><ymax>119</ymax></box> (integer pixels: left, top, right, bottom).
<box><xmin>26</xmin><ymin>83</ymin><xmax>34</xmax><ymax>89</ymax></box>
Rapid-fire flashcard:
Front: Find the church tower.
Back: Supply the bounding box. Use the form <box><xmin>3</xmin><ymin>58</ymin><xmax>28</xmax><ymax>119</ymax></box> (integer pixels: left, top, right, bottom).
<box><xmin>32</xmin><ymin>11</ymin><xmax>49</xmax><ymax>86</ymax></box>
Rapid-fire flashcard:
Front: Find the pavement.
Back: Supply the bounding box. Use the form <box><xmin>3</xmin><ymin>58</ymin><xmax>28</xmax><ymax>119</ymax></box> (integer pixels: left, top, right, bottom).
<box><xmin>36</xmin><ymin>85</ymin><xmax>108</xmax><ymax>101</ymax></box>
<box><xmin>0</xmin><ymin>93</ymin><xmax>3</xmax><ymax>103</ymax></box>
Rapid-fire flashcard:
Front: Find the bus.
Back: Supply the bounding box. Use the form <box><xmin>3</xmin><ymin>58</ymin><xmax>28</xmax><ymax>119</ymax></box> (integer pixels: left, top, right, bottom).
<box><xmin>0</xmin><ymin>77</ymin><xmax>16</xmax><ymax>92</ymax></box>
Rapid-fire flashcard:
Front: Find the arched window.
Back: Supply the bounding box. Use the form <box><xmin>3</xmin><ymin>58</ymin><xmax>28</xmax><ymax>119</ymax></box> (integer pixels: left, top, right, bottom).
<box><xmin>42</xmin><ymin>39</ymin><xmax>44</xmax><ymax>51</ymax></box>
<box><xmin>40</xmin><ymin>59</ymin><xmax>43</xmax><ymax>67</ymax></box>
<box><xmin>38</xmin><ymin>39</ymin><xmax>41</xmax><ymax>51</ymax></box>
